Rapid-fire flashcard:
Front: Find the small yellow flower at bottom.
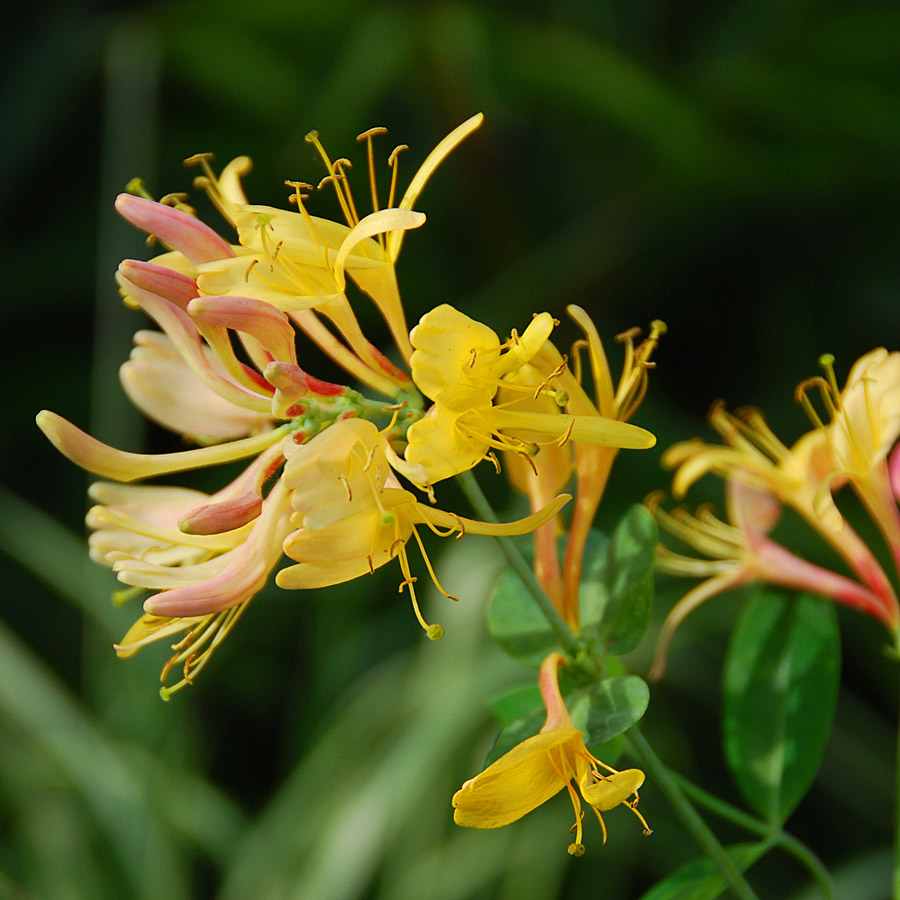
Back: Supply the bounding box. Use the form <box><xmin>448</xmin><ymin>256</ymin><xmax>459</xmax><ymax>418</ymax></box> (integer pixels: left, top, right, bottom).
<box><xmin>451</xmin><ymin>652</ymin><xmax>651</xmax><ymax>853</ymax></box>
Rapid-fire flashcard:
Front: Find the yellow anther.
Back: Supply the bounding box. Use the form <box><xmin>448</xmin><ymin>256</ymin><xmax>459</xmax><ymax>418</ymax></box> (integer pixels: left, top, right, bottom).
<box><xmin>184</xmin><ymin>152</ymin><xmax>215</xmax><ymax>166</ymax></box>
<box><xmin>317</xmin><ymin>174</ymin><xmax>345</xmax><ymax>190</ymax></box>
<box><xmin>388</xmin><ymin>144</ymin><xmax>409</xmax><ymax>167</ymax></box>
<box><xmin>125</xmin><ymin>177</ymin><xmax>154</xmax><ymax>200</ymax></box>
<box><xmin>332</xmin><ymin>157</ymin><xmax>353</xmax><ymax>170</ymax></box>
<box><xmin>357</xmin><ymin>126</ymin><xmax>388</xmax><ymax>141</ymax></box>
<box><xmin>615</xmin><ymin>326</ymin><xmax>642</xmax><ymax>344</ymax></box>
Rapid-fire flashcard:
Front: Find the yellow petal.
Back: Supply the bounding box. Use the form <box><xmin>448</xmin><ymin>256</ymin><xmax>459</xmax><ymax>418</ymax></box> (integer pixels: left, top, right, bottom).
<box><xmin>490</xmin><ymin>408</ymin><xmax>656</xmax><ymax>450</ymax></box>
<box><xmin>37</xmin><ymin>411</ymin><xmax>290</xmax><ymax>482</ymax></box>
<box><xmin>579</xmin><ymin>768</ymin><xmax>645</xmax><ymax>812</ymax></box>
<box><xmin>390</xmin><ymin>112</ymin><xmax>484</xmax><ymax>259</ymax></box>
<box><xmin>452</xmin><ymin>728</ymin><xmax>578</xmax><ymax>828</ymax></box>
<box><xmin>417</xmin><ymin>493</ymin><xmax>571</xmax><ymax>536</ymax></box>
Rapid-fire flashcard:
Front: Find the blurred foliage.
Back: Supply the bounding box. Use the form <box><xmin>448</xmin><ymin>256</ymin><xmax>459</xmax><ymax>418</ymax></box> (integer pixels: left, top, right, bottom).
<box><xmin>3</xmin><ymin>0</ymin><xmax>900</xmax><ymax>897</ymax></box>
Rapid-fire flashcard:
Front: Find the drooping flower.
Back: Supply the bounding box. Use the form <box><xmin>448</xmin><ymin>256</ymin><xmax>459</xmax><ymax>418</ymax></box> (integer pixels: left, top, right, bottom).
<box><xmin>648</xmin><ymin>479</ymin><xmax>898</xmax><ymax>680</ymax></box>
<box><xmin>452</xmin><ymin>652</ymin><xmax>651</xmax><ymax>854</ymax></box>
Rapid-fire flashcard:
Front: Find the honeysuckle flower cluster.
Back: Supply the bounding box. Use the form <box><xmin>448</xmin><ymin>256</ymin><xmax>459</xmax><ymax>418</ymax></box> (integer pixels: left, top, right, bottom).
<box><xmin>37</xmin><ymin>113</ymin><xmax>656</xmax><ymax>704</ymax></box>
<box><xmin>651</xmin><ymin>348</ymin><xmax>900</xmax><ymax>678</ymax></box>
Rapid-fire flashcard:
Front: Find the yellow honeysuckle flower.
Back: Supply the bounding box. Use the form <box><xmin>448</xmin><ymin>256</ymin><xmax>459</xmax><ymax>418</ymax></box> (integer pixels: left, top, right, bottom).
<box><xmin>452</xmin><ymin>652</ymin><xmax>651</xmax><ymax>854</ymax></box>
<box><xmin>663</xmin><ymin>379</ymin><xmax>900</xmax><ymax>616</ymax></box>
<box><xmin>277</xmin><ymin>418</ymin><xmax>571</xmax><ymax>637</ymax></box>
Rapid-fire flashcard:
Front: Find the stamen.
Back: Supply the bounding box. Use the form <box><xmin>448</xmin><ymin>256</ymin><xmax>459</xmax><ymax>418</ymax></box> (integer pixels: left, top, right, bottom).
<box><xmin>386</xmin><ymin>144</ymin><xmax>408</xmax><ymax>209</ymax></box>
<box><xmin>818</xmin><ymin>353</ymin><xmax>840</xmax><ymax>404</ymax></box>
<box><xmin>410</xmin><ymin>528</ymin><xmax>460</xmax><ymax>601</ymax></box>
<box><xmin>306</xmin><ymin>130</ymin><xmax>358</xmax><ymax>227</ymax></box>
<box><xmin>357</xmin><ymin>127</ymin><xmax>387</xmax><ymax>228</ymax></box>
<box><xmin>338</xmin><ymin>473</ymin><xmax>353</xmax><ymax>501</ymax></box>
<box><xmin>159</xmin><ymin>193</ymin><xmax>196</xmax><ymax>215</ymax></box>
<box><xmin>795</xmin><ymin>377</ymin><xmax>828</xmax><ymax>429</ymax></box>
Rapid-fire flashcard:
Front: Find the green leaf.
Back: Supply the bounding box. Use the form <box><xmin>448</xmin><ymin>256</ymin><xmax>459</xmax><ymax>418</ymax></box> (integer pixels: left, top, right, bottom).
<box><xmin>723</xmin><ymin>588</ymin><xmax>840</xmax><ymax>823</ymax></box>
<box><xmin>638</xmin><ymin>842</ymin><xmax>770</xmax><ymax>900</ymax></box>
<box><xmin>569</xmin><ymin>675</ymin><xmax>650</xmax><ymax>747</ymax></box>
<box><xmin>487</xmin><ymin>563</ymin><xmax>561</xmax><ymax>667</ymax></box>
<box><xmin>596</xmin><ymin>505</ymin><xmax>657</xmax><ymax>654</ymax></box>
<box><xmin>578</xmin><ymin>529</ymin><xmax>610</xmax><ymax>632</ymax></box>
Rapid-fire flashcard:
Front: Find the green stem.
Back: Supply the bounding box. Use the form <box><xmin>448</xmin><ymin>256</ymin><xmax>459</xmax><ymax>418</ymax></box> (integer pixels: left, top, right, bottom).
<box><xmin>627</xmin><ymin>728</ymin><xmax>761</xmax><ymax>900</ymax></box>
<box><xmin>455</xmin><ymin>469</ymin><xmax>579</xmax><ymax>657</ymax></box>
<box><xmin>669</xmin><ymin>771</ymin><xmax>834</xmax><ymax>900</ymax></box>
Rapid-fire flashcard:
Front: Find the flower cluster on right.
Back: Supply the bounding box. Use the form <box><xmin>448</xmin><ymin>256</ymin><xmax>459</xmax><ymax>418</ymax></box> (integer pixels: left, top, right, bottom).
<box><xmin>651</xmin><ymin>349</ymin><xmax>900</xmax><ymax>678</ymax></box>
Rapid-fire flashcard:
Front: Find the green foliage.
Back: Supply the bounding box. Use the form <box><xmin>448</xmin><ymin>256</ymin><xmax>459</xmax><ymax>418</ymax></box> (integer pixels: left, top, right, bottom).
<box><xmin>638</xmin><ymin>842</ymin><xmax>771</xmax><ymax>900</ymax></box>
<box><xmin>488</xmin><ymin>506</ymin><xmax>656</xmax><ymax>665</ymax></box>
<box><xmin>487</xmin><ymin>562</ymin><xmax>562</xmax><ymax>667</ymax></box>
<box><xmin>722</xmin><ymin>588</ymin><xmax>841</xmax><ymax>824</ymax></box>
<box><xmin>589</xmin><ymin>505</ymin><xmax>657</xmax><ymax>655</ymax></box>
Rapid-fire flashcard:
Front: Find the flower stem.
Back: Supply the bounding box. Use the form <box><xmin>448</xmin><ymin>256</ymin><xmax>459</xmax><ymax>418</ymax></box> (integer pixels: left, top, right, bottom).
<box><xmin>669</xmin><ymin>771</ymin><xmax>833</xmax><ymax>899</ymax></box>
<box><xmin>455</xmin><ymin>470</ymin><xmax>579</xmax><ymax>657</ymax></box>
<box><xmin>626</xmin><ymin>727</ymin><xmax>761</xmax><ymax>900</ymax></box>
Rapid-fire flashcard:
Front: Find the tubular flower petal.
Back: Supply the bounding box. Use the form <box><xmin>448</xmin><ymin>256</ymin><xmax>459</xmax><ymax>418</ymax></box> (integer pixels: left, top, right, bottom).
<box><xmin>115</xmin><ymin>193</ymin><xmax>234</xmax><ymax>264</ymax></box>
<box><xmin>649</xmin><ymin>478</ymin><xmax>899</xmax><ymax>679</ymax></box>
<box><xmin>86</xmin><ymin>482</ymin><xmax>214</xmax><ymax>568</ymax></box>
<box><xmin>36</xmin><ymin>411</ymin><xmax>292</xmax><ymax>482</ymax></box>
<box><xmin>120</xmin><ymin>330</ymin><xmax>273</xmax><ymax>442</ymax></box>
<box><xmin>453</xmin><ymin>653</ymin><xmax>650</xmax><ymax>853</ymax></box>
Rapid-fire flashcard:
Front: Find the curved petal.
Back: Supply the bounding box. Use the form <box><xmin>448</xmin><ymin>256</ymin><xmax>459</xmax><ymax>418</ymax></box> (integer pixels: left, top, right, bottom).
<box><xmin>37</xmin><ymin>411</ymin><xmax>291</xmax><ymax>481</ymax></box>
<box><xmin>451</xmin><ymin>728</ymin><xmax>577</xmax><ymax>829</ymax></box>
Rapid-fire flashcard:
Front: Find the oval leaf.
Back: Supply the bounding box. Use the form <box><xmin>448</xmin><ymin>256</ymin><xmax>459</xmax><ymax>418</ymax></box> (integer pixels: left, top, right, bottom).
<box><xmin>487</xmin><ymin>566</ymin><xmax>561</xmax><ymax>667</ymax></box>
<box><xmin>572</xmin><ymin>674</ymin><xmax>650</xmax><ymax>747</ymax></box>
<box><xmin>723</xmin><ymin>588</ymin><xmax>840</xmax><ymax>823</ymax></box>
